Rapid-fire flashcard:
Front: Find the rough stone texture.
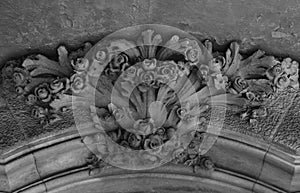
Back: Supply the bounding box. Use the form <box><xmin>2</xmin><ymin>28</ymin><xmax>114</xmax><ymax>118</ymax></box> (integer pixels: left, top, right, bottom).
<box><xmin>273</xmin><ymin>92</ymin><xmax>300</xmax><ymax>153</ymax></box>
<box><xmin>1</xmin><ymin>0</ymin><xmax>300</xmax><ymax>67</ymax></box>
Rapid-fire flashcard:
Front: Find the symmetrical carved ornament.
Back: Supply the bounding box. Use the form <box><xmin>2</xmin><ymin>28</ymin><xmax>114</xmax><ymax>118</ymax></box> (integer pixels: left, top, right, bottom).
<box><xmin>1</xmin><ymin>24</ymin><xmax>299</xmax><ymax>170</ymax></box>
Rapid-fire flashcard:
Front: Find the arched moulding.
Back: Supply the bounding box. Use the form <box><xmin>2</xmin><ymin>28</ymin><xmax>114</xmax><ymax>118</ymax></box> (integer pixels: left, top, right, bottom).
<box><xmin>1</xmin><ymin>24</ymin><xmax>300</xmax><ymax>170</ymax></box>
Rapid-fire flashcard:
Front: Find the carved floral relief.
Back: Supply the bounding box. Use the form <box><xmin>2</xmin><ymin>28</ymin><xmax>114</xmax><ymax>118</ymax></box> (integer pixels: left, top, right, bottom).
<box><xmin>1</xmin><ymin>24</ymin><xmax>299</xmax><ymax>170</ymax></box>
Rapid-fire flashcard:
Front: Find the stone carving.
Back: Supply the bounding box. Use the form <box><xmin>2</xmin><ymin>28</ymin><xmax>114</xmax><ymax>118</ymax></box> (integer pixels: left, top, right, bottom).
<box><xmin>1</xmin><ymin>43</ymin><xmax>92</xmax><ymax>124</ymax></box>
<box><xmin>1</xmin><ymin>25</ymin><xmax>300</xmax><ymax>161</ymax></box>
<box><xmin>172</xmin><ymin>131</ymin><xmax>214</xmax><ymax>173</ymax></box>
<box><xmin>86</xmin><ymin>152</ymin><xmax>110</xmax><ymax>175</ymax></box>
<box><xmin>85</xmin><ymin>131</ymin><xmax>214</xmax><ymax>173</ymax></box>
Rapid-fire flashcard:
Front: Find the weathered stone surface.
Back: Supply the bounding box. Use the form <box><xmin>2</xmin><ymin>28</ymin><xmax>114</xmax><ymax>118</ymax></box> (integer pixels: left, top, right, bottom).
<box><xmin>1</xmin><ymin>0</ymin><xmax>300</xmax><ymax>66</ymax></box>
<box><xmin>150</xmin><ymin>0</ymin><xmax>300</xmax><ymax>60</ymax></box>
<box><xmin>255</xmin><ymin>151</ymin><xmax>295</xmax><ymax>192</ymax></box>
<box><xmin>0</xmin><ymin>0</ymin><xmax>149</xmax><ymax>66</ymax></box>
<box><xmin>5</xmin><ymin>153</ymin><xmax>40</xmax><ymax>191</ymax></box>
<box><xmin>34</xmin><ymin>139</ymin><xmax>90</xmax><ymax>178</ymax></box>
<box><xmin>273</xmin><ymin>92</ymin><xmax>300</xmax><ymax>153</ymax></box>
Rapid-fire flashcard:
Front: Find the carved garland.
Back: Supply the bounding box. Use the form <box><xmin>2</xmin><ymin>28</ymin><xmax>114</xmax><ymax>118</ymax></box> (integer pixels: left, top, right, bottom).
<box><xmin>1</xmin><ymin>26</ymin><xmax>299</xmax><ymax>169</ymax></box>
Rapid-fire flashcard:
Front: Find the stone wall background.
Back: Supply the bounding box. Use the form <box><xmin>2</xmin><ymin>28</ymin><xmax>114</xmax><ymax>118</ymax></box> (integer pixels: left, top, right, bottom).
<box><xmin>1</xmin><ymin>0</ymin><xmax>300</xmax><ymax>67</ymax></box>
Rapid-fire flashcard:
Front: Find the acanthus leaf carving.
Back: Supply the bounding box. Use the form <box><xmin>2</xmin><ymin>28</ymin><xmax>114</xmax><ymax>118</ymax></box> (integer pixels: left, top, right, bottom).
<box><xmin>1</xmin><ymin>25</ymin><xmax>300</xmax><ymax>162</ymax></box>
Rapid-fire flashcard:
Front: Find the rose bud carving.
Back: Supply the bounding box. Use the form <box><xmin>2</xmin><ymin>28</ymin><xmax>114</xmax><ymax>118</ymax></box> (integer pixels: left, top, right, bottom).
<box><xmin>232</xmin><ymin>76</ymin><xmax>248</xmax><ymax>93</ymax></box>
<box><xmin>34</xmin><ymin>83</ymin><xmax>52</xmax><ymax>103</ymax></box>
<box><xmin>143</xmin><ymin>134</ymin><xmax>163</xmax><ymax>154</ymax></box>
<box><xmin>13</xmin><ymin>70</ymin><xmax>28</xmax><ymax>86</ymax></box>
<box><xmin>15</xmin><ymin>86</ymin><xmax>24</xmax><ymax>94</ymax></box>
<box><xmin>157</xmin><ymin>61</ymin><xmax>178</xmax><ymax>81</ymax></box>
<box><xmin>71</xmin><ymin>58</ymin><xmax>89</xmax><ymax>72</ymax></box>
<box><xmin>274</xmin><ymin>74</ymin><xmax>290</xmax><ymax>90</ymax></box>
<box><xmin>70</xmin><ymin>73</ymin><xmax>86</xmax><ymax>93</ymax></box>
<box><xmin>142</xmin><ymin>58</ymin><xmax>157</xmax><ymax>71</ymax></box>
<box><xmin>266</xmin><ymin>63</ymin><xmax>283</xmax><ymax>80</ymax></box>
<box><xmin>110</xmin><ymin>53</ymin><xmax>129</xmax><ymax>72</ymax></box>
<box><xmin>121</xmin><ymin>66</ymin><xmax>137</xmax><ymax>82</ymax></box>
<box><xmin>31</xmin><ymin>106</ymin><xmax>47</xmax><ymax>118</ymax></box>
<box><xmin>185</xmin><ymin>48</ymin><xmax>200</xmax><ymax>63</ymax></box>
<box><xmin>50</xmin><ymin>78</ymin><xmax>69</xmax><ymax>94</ymax></box>
<box><xmin>140</xmin><ymin>71</ymin><xmax>155</xmax><ymax>85</ymax></box>
<box><xmin>95</xmin><ymin>50</ymin><xmax>107</xmax><ymax>62</ymax></box>
<box><xmin>128</xmin><ymin>133</ymin><xmax>142</xmax><ymax>149</ymax></box>
<box><xmin>26</xmin><ymin>94</ymin><xmax>37</xmax><ymax>105</ymax></box>
<box><xmin>211</xmin><ymin>55</ymin><xmax>226</xmax><ymax>73</ymax></box>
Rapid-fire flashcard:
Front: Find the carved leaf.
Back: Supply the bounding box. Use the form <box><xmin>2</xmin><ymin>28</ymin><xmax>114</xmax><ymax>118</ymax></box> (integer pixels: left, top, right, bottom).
<box><xmin>22</xmin><ymin>47</ymin><xmax>73</xmax><ymax>77</ymax></box>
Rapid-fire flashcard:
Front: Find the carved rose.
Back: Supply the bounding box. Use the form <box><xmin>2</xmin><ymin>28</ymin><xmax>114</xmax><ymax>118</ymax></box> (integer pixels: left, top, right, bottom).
<box><xmin>34</xmin><ymin>83</ymin><xmax>52</xmax><ymax>102</ymax></box>
<box><xmin>50</xmin><ymin>78</ymin><xmax>69</xmax><ymax>94</ymax></box>
<box><xmin>110</xmin><ymin>53</ymin><xmax>129</xmax><ymax>71</ymax></box>
<box><xmin>26</xmin><ymin>94</ymin><xmax>37</xmax><ymax>105</ymax></box>
<box><xmin>281</xmin><ymin>58</ymin><xmax>292</xmax><ymax>72</ymax></box>
<box><xmin>187</xmin><ymin>139</ymin><xmax>201</xmax><ymax>156</ymax></box>
<box><xmin>246</xmin><ymin>91</ymin><xmax>257</xmax><ymax>101</ymax></box>
<box><xmin>156</xmin><ymin>127</ymin><xmax>166</xmax><ymax>139</ymax></box>
<box><xmin>157</xmin><ymin>61</ymin><xmax>178</xmax><ymax>81</ymax></box>
<box><xmin>72</xmin><ymin>58</ymin><xmax>89</xmax><ymax>71</ymax></box>
<box><xmin>232</xmin><ymin>76</ymin><xmax>248</xmax><ymax>93</ymax></box>
<box><xmin>213</xmin><ymin>74</ymin><xmax>227</xmax><ymax>90</ymax></box>
<box><xmin>122</xmin><ymin>66</ymin><xmax>137</xmax><ymax>82</ymax></box>
<box><xmin>128</xmin><ymin>133</ymin><xmax>142</xmax><ymax>149</ymax></box>
<box><xmin>13</xmin><ymin>71</ymin><xmax>27</xmax><ymax>86</ymax></box>
<box><xmin>143</xmin><ymin>134</ymin><xmax>163</xmax><ymax>153</ymax></box>
<box><xmin>199</xmin><ymin>156</ymin><xmax>214</xmax><ymax>170</ymax></box>
<box><xmin>119</xmin><ymin>140</ymin><xmax>131</xmax><ymax>149</ymax></box>
<box><xmin>211</xmin><ymin>55</ymin><xmax>226</xmax><ymax>73</ymax></box>
<box><xmin>266</xmin><ymin>63</ymin><xmax>283</xmax><ymax>80</ymax></box>
<box><xmin>172</xmin><ymin>148</ymin><xmax>187</xmax><ymax>163</ymax></box>
<box><xmin>15</xmin><ymin>86</ymin><xmax>24</xmax><ymax>94</ymax></box>
<box><xmin>31</xmin><ymin>106</ymin><xmax>47</xmax><ymax>118</ymax></box>
<box><xmin>177</xmin><ymin>106</ymin><xmax>189</xmax><ymax>120</ymax></box>
<box><xmin>185</xmin><ymin>48</ymin><xmax>200</xmax><ymax>63</ymax></box>
<box><xmin>95</xmin><ymin>50</ymin><xmax>107</xmax><ymax>62</ymax></box>
<box><xmin>274</xmin><ymin>74</ymin><xmax>290</xmax><ymax>90</ymax></box>
<box><xmin>70</xmin><ymin>73</ymin><xmax>86</xmax><ymax>93</ymax></box>
<box><xmin>252</xmin><ymin>107</ymin><xmax>267</xmax><ymax>118</ymax></box>
<box><xmin>142</xmin><ymin>58</ymin><xmax>157</xmax><ymax>71</ymax></box>
<box><xmin>140</xmin><ymin>71</ymin><xmax>155</xmax><ymax>85</ymax></box>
